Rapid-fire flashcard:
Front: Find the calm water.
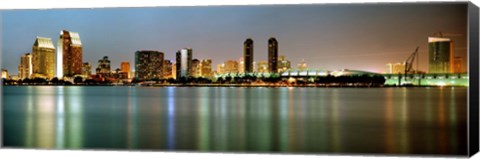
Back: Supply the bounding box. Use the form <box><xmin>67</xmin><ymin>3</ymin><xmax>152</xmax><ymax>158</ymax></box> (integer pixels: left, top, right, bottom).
<box><xmin>2</xmin><ymin>86</ymin><xmax>468</xmax><ymax>155</ymax></box>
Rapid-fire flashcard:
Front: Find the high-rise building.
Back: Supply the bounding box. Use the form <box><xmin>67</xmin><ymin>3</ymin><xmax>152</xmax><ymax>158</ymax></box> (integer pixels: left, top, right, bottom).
<box><xmin>453</xmin><ymin>56</ymin><xmax>463</xmax><ymax>73</ymax></box>
<box><xmin>297</xmin><ymin>59</ymin><xmax>308</xmax><ymax>71</ymax></box>
<box><xmin>163</xmin><ymin>60</ymin><xmax>173</xmax><ymax>79</ymax></box>
<box><xmin>135</xmin><ymin>50</ymin><xmax>164</xmax><ymax>80</ymax></box>
<box><xmin>172</xmin><ymin>62</ymin><xmax>177</xmax><ymax>79</ymax></box>
<box><xmin>428</xmin><ymin>37</ymin><xmax>454</xmax><ymax>74</ymax></box>
<box><xmin>96</xmin><ymin>56</ymin><xmax>111</xmax><ymax>75</ymax></box>
<box><xmin>199</xmin><ymin>59</ymin><xmax>212</xmax><ymax>78</ymax></box>
<box><xmin>19</xmin><ymin>53</ymin><xmax>33</xmax><ymax>79</ymax></box>
<box><xmin>121</xmin><ymin>62</ymin><xmax>130</xmax><ymax>78</ymax></box>
<box><xmin>256</xmin><ymin>61</ymin><xmax>268</xmax><ymax>73</ymax></box>
<box><xmin>224</xmin><ymin>60</ymin><xmax>239</xmax><ymax>74</ymax></box>
<box><xmin>191</xmin><ymin>59</ymin><xmax>200</xmax><ymax>78</ymax></box>
<box><xmin>1</xmin><ymin>69</ymin><xmax>8</xmax><ymax>79</ymax></box>
<box><xmin>244</xmin><ymin>38</ymin><xmax>254</xmax><ymax>73</ymax></box>
<box><xmin>57</xmin><ymin>30</ymin><xmax>83</xmax><ymax>77</ymax></box>
<box><xmin>238</xmin><ymin>57</ymin><xmax>245</xmax><ymax>73</ymax></box>
<box><xmin>175</xmin><ymin>48</ymin><xmax>192</xmax><ymax>80</ymax></box>
<box><xmin>268</xmin><ymin>37</ymin><xmax>278</xmax><ymax>73</ymax></box>
<box><xmin>277</xmin><ymin>55</ymin><xmax>291</xmax><ymax>72</ymax></box>
<box><xmin>216</xmin><ymin>63</ymin><xmax>225</xmax><ymax>75</ymax></box>
<box><xmin>82</xmin><ymin>62</ymin><xmax>92</xmax><ymax>77</ymax></box>
<box><xmin>32</xmin><ymin>37</ymin><xmax>56</xmax><ymax>79</ymax></box>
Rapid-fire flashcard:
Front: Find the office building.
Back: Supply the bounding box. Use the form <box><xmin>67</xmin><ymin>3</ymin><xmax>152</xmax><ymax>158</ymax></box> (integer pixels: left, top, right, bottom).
<box><xmin>238</xmin><ymin>57</ymin><xmax>245</xmax><ymax>73</ymax></box>
<box><xmin>256</xmin><ymin>61</ymin><xmax>268</xmax><ymax>73</ymax></box>
<box><xmin>277</xmin><ymin>55</ymin><xmax>291</xmax><ymax>72</ymax></box>
<box><xmin>199</xmin><ymin>59</ymin><xmax>212</xmax><ymax>78</ymax></box>
<box><xmin>453</xmin><ymin>56</ymin><xmax>463</xmax><ymax>73</ymax></box>
<box><xmin>224</xmin><ymin>60</ymin><xmax>239</xmax><ymax>74</ymax></box>
<box><xmin>121</xmin><ymin>62</ymin><xmax>130</xmax><ymax>78</ymax></box>
<box><xmin>172</xmin><ymin>62</ymin><xmax>177</xmax><ymax>79</ymax></box>
<box><xmin>192</xmin><ymin>59</ymin><xmax>200</xmax><ymax>78</ymax></box>
<box><xmin>57</xmin><ymin>30</ymin><xmax>83</xmax><ymax>77</ymax></box>
<box><xmin>175</xmin><ymin>48</ymin><xmax>192</xmax><ymax>80</ymax></box>
<box><xmin>19</xmin><ymin>53</ymin><xmax>33</xmax><ymax>79</ymax></box>
<box><xmin>244</xmin><ymin>38</ymin><xmax>254</xmax><ymax>73</ymax></box>
<box><xmin>32</xmin><ymin>37</ymin><xmax>56</xmax><ymax>79</ymax></box>
<box><xmin>135</xmin><ymin>50</ymin><xmax>164</xmax><ymax>80</ymax></box>
<box><xmin>428</xmin><ymin>37</ymin><xmax>454</xmax><ymax>74</ymax></box>
<box><xmin>216</xmin><ymin>63</ymin><xmax>225</xmax><ymax>75</ymax></box>
<box><xmin>1</xmin><ymin>69</ymin><xmax>8</xmax><ymax>79</ymax></box>
<box><xmin>82</xmin><ymin>62</ymin><xmax>92</xmax><ymax>77</ymax></box>
<box><xmin>163</xmin><ymin>60</ymin><xmax>173</xmax><ymax>79</ymax></box>
<box><xmin>268</xmin><ymin>37</ymin><xmax>278</xmax><ymax>73</ymax></box>
<box><xmin>96</xmin><ymin>56</ymin><xmax>111</xmax><ymax>75</ymax></box>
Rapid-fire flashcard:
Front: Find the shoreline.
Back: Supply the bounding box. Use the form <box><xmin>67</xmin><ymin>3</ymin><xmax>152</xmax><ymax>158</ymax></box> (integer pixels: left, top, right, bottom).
<box><xmin>2</xmin><ymin>84</ymin><xmax>468</xmax><ymax>88</ymax></box>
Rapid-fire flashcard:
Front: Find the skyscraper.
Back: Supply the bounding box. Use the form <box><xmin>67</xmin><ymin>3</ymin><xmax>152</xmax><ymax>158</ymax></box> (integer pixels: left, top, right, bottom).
<box><xmin>32</xmin><ymin>37</ymin><xmax>56</xmax><ymax>79</ymax></box>
<box><xmin>57</xmin><ymin>30</ymin><xmax>83</xmax><ymax>78</ymax></box>
<box><xmin>121</xmin><ymin>62</ymin><xmax>130</xmax><ymax>78</ymax></box>
<box><xmin>428</xmin><ymin>37</ymin><xmax>454</xmax><ymax>74</ymax></box>
<box><xmin>19</xmin><ymin>53</ymin><xmax>33</xmax><ymax>79</ymax></box>
<box><xmin>268</xmin><ymin>37</ymin><xmax>278</xmax><ymax>73</ymax></box>
<box><xmin>135</xmin><ymin>50</ymin><xmax>164</xmax><ymax>80</ymax></box>
<box><xmin>163</xmin><ymin>60</ymin><xmax>173</xmax><ymax>79</ymax></box>
<box><xmin>191</xmin><ymin>59</ymin><xmax>200</xmax><ymax>78</ymax></box>
<box><xmin>244</xmin><ymin>38</ymin><xmax>254</xmax><ymax>73</ymax></box>
<box><xmin>175</xmin><ymin>48</ymin><xmax>192</xmax><ymax>80</ymax></box>
<box><xmin>96</xmin><ymin>56</ymin><xmax>111</xmax><ymax>75</ymax></box>
<box><xmin>224</xmin><ymin>60</ymin><xmax>239</xmax><ymax>74</ymax></box>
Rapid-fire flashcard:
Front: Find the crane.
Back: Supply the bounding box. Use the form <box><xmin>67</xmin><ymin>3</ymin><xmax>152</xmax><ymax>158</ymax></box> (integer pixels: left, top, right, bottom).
<box><xmin>398</xmin><ymin>47</ymin><xmax>419</xmax><ymax>86</ymax></box>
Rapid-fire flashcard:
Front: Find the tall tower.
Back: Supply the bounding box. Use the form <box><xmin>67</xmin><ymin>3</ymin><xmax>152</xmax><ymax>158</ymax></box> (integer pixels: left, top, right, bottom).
<box><xmin>32</xmin><ymin>37</ymin><xmax>56</xmax><ymax>79</ymax></box>
<box><xmin>268</xmin><ymin>37</ymin><xmax>278</xmax><ymax>73</ymax></box>
<box><xmin>428</xmin><ymin>37</ymin><xmax>454</xmax><ymax>74</ymax></box>
<box><xmin>244</xmin><ymin>38</ymin><xmax>254</xmax><ymax>73</ymax></box>
<box><xmin>175</xmin><ymin>48</ymin><xmax>193</xmax><ymax>80</ymax></box>
<box><xmin>57</xmin><ymin>30</ymin><xmax>83</xmax><ymax>78</ymax></box>
<box><xmin>135</xmin><ymin>50</ymin><xmax>164</xmax><ymax>80</ymax></box>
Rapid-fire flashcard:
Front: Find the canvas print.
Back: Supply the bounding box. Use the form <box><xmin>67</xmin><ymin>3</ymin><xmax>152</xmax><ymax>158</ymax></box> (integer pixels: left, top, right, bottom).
<box><xmin>1</xmin><ymin>2</ymin><xmax>478</xmax><ymax>157</ymax></box>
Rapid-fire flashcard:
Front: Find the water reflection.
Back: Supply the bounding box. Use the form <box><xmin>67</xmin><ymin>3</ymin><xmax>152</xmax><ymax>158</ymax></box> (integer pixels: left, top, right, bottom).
<box><xmin>3</xmin><ymin>86</ymin><xmax>468</xmax><ymax>156</ymax></box>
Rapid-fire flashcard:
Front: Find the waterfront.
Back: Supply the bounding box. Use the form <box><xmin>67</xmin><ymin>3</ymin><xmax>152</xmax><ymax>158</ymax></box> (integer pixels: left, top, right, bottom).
<box><xmin>2</xmin><ymin>86</ymin><xmax>467</xmax><ymax>155</ymax></box>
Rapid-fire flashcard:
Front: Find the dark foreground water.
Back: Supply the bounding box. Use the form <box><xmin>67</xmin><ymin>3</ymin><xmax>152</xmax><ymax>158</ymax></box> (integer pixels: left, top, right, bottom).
<box><xmin>2</xmin><ymin>86</ymin><xmax>468</xmax><ymax>155</ymax></box>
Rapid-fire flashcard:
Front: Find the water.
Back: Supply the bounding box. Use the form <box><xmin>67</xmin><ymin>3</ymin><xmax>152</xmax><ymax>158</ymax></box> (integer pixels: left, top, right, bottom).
<box><xmin>2</xmin><ymin>86</ymin><xmax>468</xmax><ymax>156</ymax></box>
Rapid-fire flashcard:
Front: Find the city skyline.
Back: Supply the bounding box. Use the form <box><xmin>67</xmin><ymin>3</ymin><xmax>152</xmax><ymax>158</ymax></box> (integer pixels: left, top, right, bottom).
<box><xmin>1</xmin><ymin>3</ymin><xmax>468</xmax><ymax>74</ymax></box>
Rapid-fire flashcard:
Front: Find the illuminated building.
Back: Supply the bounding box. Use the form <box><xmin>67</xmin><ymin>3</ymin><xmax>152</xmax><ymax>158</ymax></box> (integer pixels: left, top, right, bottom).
<box><xmin>238</xmin><ymin>57</ymin><xmax>245</xmax><ymax>73</ymax></box>
<box><xmin>453</xmin><ymin>56</ymin><xmax>463</xmax><ymax>73</ymax></box>
<box><xmin>163</xmin><ymin>60</ymin><xmax>173</xmax><ymax>79</ymax></box>
<box><xmin>32</xmin><ymin>37</ymin><xmax>56</xmax><ymax>79</ymax></box>
<box><xmin>57</xmin><ymin>30</ymin><xmax>83</xmax><ymax>77</ymax></box>
<box><xmin>191</xmin><ymin>59</ymin><xmax>200</xmax><ymax>78</ymax></box>
<box><xmin>1</xmin><ymin>69</ymin><xmax>8</xmax><ymax>79</ymax></box>
<box><xmin>428</xmin><ymin>37</ymin><xmax>454</xmax><ymax>73</ymax></box>
<box><xmin>121</xmin><ymin>62</ymin><xmax>130</xmax><ymax>78</ymax></box>
<box><xmin>172</xmin><ymin>62</ymin><xmax>177</xmax><ymax>79</ymax></box>
<box><xmin>82</xmin><ymin>62</ymin><xmax>92</xmax><ymax>77</ymax></box>
<box><xmin>135</xmin><ymin>50</ymin><xmax>164</xmax><ymax>80</ymax></box>
<box><xmin>244</xmin><ymin>38</ymin><xmax>254</xmax><ymax>73</ymax></box>
<box><xmin>19</xmin><ymin>53</ymin><xmax>33</xmax><ymax>79</ymax></box>
<box><xmin>296</xmin><ymin>59</ymin><xmax>308</xmax><ymax>71</ymax></box>
<box><xmin>277</xmin><ymin>55</ymin><xmax>291</xmax><ymax>72</ymax></box>
<box><xmin>256</xmin><ymin>61</ymin><xmax>268</xmax><ymax>73</ymax></box>
<box><xmin>385</xmin><ymin>62</ymin><xmax>406</xmax><ymax>74</ymax></box>
<box><xmin>268</xmin><ymin>37</ymin><xmax>278</xmax><ymax>73</ymax></box>
<box><xmin>199</xmin><ymin>59</ymin><xmax>212</xmax><ymax>78</ymax></box>
<box><xmin>216</xmin><ymin>63</ymin><xmax>225</xmax><ymax>74</ymax></box>
<box><xmin>224</xmin><ymin>60</ymin><xmax>239</xmax><ymax>74</ymax></box>
<box><xmin>96</xmin><ymin>56</ymin><xmax>111</xmax><ymax>75</ymax></box>
<box><xmin>175</xmin><ymin>48</ymin><xmax>192</xmax><ymax>80</ymax></box>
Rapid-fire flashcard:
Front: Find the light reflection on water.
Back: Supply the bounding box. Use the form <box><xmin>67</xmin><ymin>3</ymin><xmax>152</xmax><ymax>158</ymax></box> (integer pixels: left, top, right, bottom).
<box><xmin>2</xmin><ymin>86</ymin><xmax>468</xmax><ymax>155</ymax></box>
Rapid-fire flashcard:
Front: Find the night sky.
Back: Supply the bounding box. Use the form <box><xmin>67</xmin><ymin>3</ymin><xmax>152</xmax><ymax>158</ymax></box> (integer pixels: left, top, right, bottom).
<box><xmin>1</xmin><ymin>3</ymin><xmax>468</xmax><ymax>74</ymax></box>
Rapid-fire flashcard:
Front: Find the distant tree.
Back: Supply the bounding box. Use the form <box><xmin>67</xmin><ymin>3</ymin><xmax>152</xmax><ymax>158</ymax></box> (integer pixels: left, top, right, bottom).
<box><xmin>74</xmin><ymin>76</ymin><xmax>84</xmax><ymax>85</ymax></box>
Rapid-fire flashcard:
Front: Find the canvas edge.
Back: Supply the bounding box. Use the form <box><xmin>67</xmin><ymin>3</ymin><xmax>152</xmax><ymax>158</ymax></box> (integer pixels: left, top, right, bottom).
<box><xmin>468</xmin><ymin>1</ymin><xmax>480</xmax><ymax>157</ymax></box>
